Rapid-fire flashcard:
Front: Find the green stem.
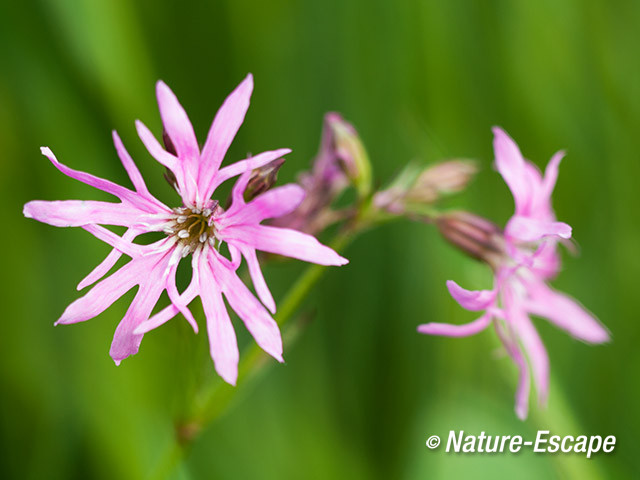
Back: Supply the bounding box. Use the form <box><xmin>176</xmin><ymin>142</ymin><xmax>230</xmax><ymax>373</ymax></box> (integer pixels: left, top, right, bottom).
<box><xmin>189</xmin><ymin>229</ymin><xmax>354</xmax><ymax>428</ymax></box>
<box><xmin>146</xmin><ymin>438</ymin><xmax>187</xmax><ymax>480</ymax></box>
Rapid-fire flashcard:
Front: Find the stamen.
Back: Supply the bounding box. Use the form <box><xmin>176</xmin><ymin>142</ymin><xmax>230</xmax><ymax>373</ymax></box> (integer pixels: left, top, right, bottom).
<box><xmin>165</xmin><ymin>205</ymin><xmax>220</xmax><ymax>257</ymax></box>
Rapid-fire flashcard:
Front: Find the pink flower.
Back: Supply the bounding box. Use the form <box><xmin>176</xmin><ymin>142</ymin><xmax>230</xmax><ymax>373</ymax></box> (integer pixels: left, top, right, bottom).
<box><xmin>24</xmin><ymin>75</ymin><xmax>347</xmax><ymax>385</ymax></box>
<box><xmin>419</xmin><ymin>127</ymin><xmax>609</xmax><ymax>419</ymax></box>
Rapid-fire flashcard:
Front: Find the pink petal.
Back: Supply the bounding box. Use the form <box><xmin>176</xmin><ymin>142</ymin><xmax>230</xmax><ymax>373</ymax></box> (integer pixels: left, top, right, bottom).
<box><xmin>134</xmin><ymin>280</ymin><xmax>199</xmax><ymax>334</ymax></box>
<box><xmin>165</xmin><ymin>261</ymin><xmax>198</xmax><ymax>332</ymax></box>
<box><xmin>228</xmin><ymin>244</ymin><xmax>243</xmax><ymax>269</ymax></box>
<box><xmin>109</xmin><ymin>264</ymin><xmax>170</xmax><ymax>365</ymax></box>
<box><xmin>223</xmin><ymin>170</ymin><xmax>252</xmax><ymax>217</ymax></box>
<box><xmin>204</xmin><ymin>148</ymin><xmax>292</xmax><ymax>201</ymax></box>
<box><xmin>528</xmin><ymin>239</ymin><xmax>561</xmax><ymax>280</ymax></box>
<box><xmin>504</xmin><ymin>289</ymin><xmax>549</xmax><ymax>405</ymax></box>
<box><xmin>39</xmin><ymin>147</ymin><xmax>163</xmax><ymax>212</ymax></box>
<box><xmin>511</xmin><ymin>347</ymin><xmax>531</xmax><ymax>420</ymax></box>
<box><xmin>221</xmin><ymin>224</ymin><xmax>348</xmax><ymax>266</ymax></box>
<box><xmin>78</xmin><ymin>228</ymin><xmax>142</xmax><ymax>290</ymax></box>
<box><xmin>494</xmin><ymin>321</ymin><xmax>531</xmax><ymax>420</ymax></box>
<box><xmin>81</xmin><ymin>224</ymin><xmax>145</xmax><ymax>258</ymax></box>
<box><xmin>112</xmin><ymin>131</ymin><xmax>153</xmax><ymax>201</ymax></box>
<box><xmin>134</xmin><ymin>250</ymin><xmax>204</xmax><ymax>335</ymax></box>
<box><xmin>446</xmin><ymin>280</ymin><xmax>496</xmax><ymax>311</ymax></box>
<box><xmin>156</xmin><ymin>81</ymin><xmax>199</xmax><ymax>159</ymax></box>
<box><xmin>209</xmin><ymin>250</ymin><xmax>283</xmax><ymax>363</ymax></box>
<box><xmin>239</xmin><ymin>245</ymin><xmax>276</xmax><ymax>314</ymax></box>
<box><xmin>198</xmin><ymin>257</ymin><xmax>240</xmax><ymax>385</ymax></box>
<box><xmin>417</xmin><ymin>314</ymin><xmax>491</xmax><ymax>336</ymax></box>
<box><xmin>221</xmin><ymin>184</ymin><xmax>306</xmax><ymax>226</ymax></box>
<box><xmin>526</xmin><ymin>282</ymin><xmax>610</xmax><ymax>343</ymax></box>
<box><xmin>522</xmin><ymin>162</ymin><xmax>550</xmax><ymax>220</ymax></box>
<box><xmin>135</xmin><ymin>120</ymin><xmax>179</xmax><ymax>171</ymax></box>
<box><xmin>57</xmin><ymin>254</ymin><xmax>164</xmax><ymax>325</ymax></box>
<box><xmin>506</xmin><ymin>215</ymin><xmax>572</xmax><ymax>242</ymax></box>
<box><xmin>23</xmin><ymin>200</ymin><xmax>161</xmax><ymax>228</ymax></box>
<box><xmin>155</xmin><ymin>81</ymin><xmax>201</xmax><ymax>202</ymax></box>
<box><xmin>492</xmin><ymin>127</ymin><xmax>531</xmax><ymax>215</ymax></box>
<box><xmin>517</xmin><ymin>317</ymin><xmax>549</xmax><ymax>406</ymax></box>
<box><xmin>199</xmin><ymin>74</ymin><xmax>254</xmax><ymax>198</ymax></box>
<box><xmin>135</xmin><ymin>120</ymin><xmax>188</xmax><ymax>195</ymax></box>
<box><xmin>541</xmin><ymin>150</ymin><xmax>564</xmax><ymax>202</ymax></box>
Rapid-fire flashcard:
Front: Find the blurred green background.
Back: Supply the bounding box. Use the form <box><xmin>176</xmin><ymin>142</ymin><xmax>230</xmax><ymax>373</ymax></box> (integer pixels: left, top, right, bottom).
<box><xmin>2</xmin><ymin>0</ymin><xmax>639</xmax><ymax>478</ymax></box>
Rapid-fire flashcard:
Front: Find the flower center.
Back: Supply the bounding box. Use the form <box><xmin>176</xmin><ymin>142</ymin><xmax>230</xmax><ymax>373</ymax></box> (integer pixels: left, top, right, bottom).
<box><xmin>165</xmin><ymin>204</ymin><xmax>218</xmax><ymax>256</ymax></box>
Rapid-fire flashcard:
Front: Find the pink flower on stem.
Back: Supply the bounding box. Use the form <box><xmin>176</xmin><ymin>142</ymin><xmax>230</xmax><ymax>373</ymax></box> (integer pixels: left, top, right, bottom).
<box><xmin>419</xmin><ymin>127</ymin><xmax>608</xmax><ymax>419</ymax></box>
<box><xmin>24</xmin><ymin>75</ymin><xmax>347</xmax><ymax>385</ymax></box>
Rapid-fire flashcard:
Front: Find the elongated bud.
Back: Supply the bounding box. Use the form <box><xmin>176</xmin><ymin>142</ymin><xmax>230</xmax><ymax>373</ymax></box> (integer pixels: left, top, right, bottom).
<box><xmin>374</xmin><ymin>160</ymin><xmax>477</xmax><ymax>215</ymax></box>
<box><xmin>326</xmin><ymin>113</ymin><xmax>372</xmax><ymax>198</ymax></box>
<box><xmin>244</xmin><ymin>157</ymin><xmax>286</xmax><ymax>201</ymax></box>
<box><xmin>163</xmin><ymin>169</ymin><xmax>179</xmax><ymax>192</ymax></box>
<box><xmin>162</xmin><ymin>128</ymin><xmax>177</xmax><ymax>156</ymax></box>
<box><xmin>436</xmin><ymin>211</ymin><xmax>505</xmax><ymax>267</ymax></box>
<box><xmin>162</xmin><ymin>128</ymin><xmax>180</xmax><ymax>191</ymax></box>
<box><xmin>408</xmin><ymin>160</ymin><xmax>477</xmax><ymax>203</ymax></box>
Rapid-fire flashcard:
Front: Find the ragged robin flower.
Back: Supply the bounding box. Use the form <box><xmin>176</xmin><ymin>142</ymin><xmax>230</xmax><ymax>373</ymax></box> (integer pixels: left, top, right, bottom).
<box><xmin>418</xmin><ymin>128</ymin><xmax>609</xmax><ymax>419</ymax></box>
<box><xmin>23</xmin><ymin>74</ymin><xmax>347</xmax><ymax>384</ymax></box>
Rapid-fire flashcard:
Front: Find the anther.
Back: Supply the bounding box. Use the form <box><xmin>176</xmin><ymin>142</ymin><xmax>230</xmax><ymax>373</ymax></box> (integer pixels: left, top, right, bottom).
<box><xmin>178</xmin><ymin>230</ymin><xmax>190</xmax><ymax>239</ymax></box>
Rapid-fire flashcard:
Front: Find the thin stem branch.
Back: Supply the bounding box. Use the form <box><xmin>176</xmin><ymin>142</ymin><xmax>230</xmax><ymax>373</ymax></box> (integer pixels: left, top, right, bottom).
<box><xmin>187</xmin><ymin>229</ymin><xmax>354</xmax><ymax>429</ymax></box>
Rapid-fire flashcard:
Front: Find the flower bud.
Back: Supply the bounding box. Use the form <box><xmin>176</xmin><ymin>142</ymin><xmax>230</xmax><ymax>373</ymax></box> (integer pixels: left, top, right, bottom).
<box><xmin>407</xmin><ymin>160</ymin><xmax>477</xmax><ymax>203</ymax></box>
<box><xmin>243</xmin><ymin>157</ymin><xmax>286</xmax><ymax>201</ymax></box>
<box><xmin>270</xmin><ymin>113</ymin><xmax>369</xmax><ymax>234</ymax></box>
<box><xmin>325</xmin><ymin>113</ymin><xmax>372</xmax><ymax>198</ymax></box>
<box><xmin>162</xmin><ymin>128</ymin><xmax>177</xmax><ymax>156</ymax></box>
<box><xmin>163</xmin><ymin>168</ymin><xmax>180</xmax><ymax>192</ymax></box>
<box><xmin>162</xmin><ymin>128</ymin><xmax>180</xmax><ymax>191</ymax></box>
<box><xmin>374</xmin><ymin>160</ymin><xmax>477</xmax><ymax>215</ymax></box>
<box><xmin>436</xmin><ymin>211</ymin><xmax>505</xmax><ymax>267</ymax></box>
